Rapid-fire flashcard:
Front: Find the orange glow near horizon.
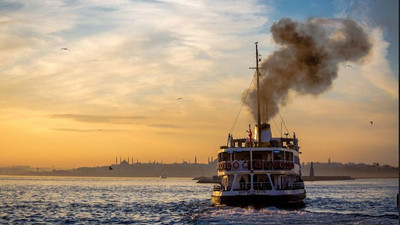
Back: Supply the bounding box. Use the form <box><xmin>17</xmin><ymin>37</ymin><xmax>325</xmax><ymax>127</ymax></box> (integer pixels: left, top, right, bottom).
<box><xmin>0</xmin><ymin>1</ymin><xmax>398</xmax><ymax>169</ymax></box>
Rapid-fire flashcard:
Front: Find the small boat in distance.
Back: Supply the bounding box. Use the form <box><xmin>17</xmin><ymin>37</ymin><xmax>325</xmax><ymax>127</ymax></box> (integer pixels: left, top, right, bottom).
<box><xmin>160</xmin><ymin>173</ymin><xmax>167</xmax><ymax>179</ymax></box>
<box><xmin>211</xmin><ymin>43</ymin><xmax>306</xmax><ymax>207</ymax></box>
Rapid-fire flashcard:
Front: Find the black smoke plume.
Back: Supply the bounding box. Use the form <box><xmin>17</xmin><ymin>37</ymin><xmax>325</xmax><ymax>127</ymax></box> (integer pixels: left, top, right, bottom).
<box><xmin>243</xmin><ymin>18</ymin><xmax>372</xmax><ymax>122</ymax></box>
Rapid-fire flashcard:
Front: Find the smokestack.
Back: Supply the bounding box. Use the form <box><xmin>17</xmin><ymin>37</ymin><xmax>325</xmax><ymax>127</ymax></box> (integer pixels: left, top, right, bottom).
<box><xmin>243</xmin><ymin>18</ymin><xmax>372</xmax><ymax>121</ymax></box>
<box><xmin>255</xmin><ymin>123</ymin><xmax>272</xmax><ymax>147</ymax></box>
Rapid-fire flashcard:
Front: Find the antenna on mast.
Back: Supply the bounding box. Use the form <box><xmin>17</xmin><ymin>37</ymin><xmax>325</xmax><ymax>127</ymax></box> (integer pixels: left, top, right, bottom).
<box><xmin>249</xmin><ymin>42</ymin><xmax>262</xmax><ymax>143</ymax></box>
<box><xmin>255</xmin><ymin>42</ymin><xmax>261</xmax><ymax>143</ymax></box>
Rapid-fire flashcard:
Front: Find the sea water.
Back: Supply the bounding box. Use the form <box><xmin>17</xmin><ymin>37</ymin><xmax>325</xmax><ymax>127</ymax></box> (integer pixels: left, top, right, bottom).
<box><xmin>0</xmin><ymin>176</ymin><xmax>398</xmax><ymax>224</ymax></box>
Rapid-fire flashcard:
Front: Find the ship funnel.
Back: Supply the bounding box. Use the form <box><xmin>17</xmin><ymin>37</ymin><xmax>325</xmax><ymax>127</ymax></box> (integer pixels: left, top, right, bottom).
<box><xmin>255</xmin><ymin>123</ymin><xmax>272</xmax><ymax>146</ymax></box>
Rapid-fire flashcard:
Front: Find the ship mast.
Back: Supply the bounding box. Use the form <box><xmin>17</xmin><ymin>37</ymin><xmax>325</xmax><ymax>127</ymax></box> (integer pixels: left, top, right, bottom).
<box><xmin>255</xmin><ymin>42</ymin><xmax>261</xmax><ymax>143</ymax></box>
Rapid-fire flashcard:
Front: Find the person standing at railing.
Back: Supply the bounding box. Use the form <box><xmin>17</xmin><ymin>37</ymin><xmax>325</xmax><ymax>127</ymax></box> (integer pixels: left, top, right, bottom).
<box><xmin>239</xmin><ymin>177</ymin><xmax>245</xmax><ymax>190</ymax></box>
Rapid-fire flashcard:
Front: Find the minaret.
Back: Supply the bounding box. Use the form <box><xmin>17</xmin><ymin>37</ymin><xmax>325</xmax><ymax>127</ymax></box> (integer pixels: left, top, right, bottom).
<box><xmin>115</xmin><ymin>157</ymin><xmax>117</xmax><ymax>165</ymax></box>
<box><xmin>310</xmin><ymin>162</ymin><xmax>315</xmax><ymax>177</ymax></box>
<box><xmin>120</xmin><ymin>157</ymin><xmax>121</xmax><ymax>164</ymax></box>
<box><xmin>194</xmin><ymin>156</ymin><xmax>197</xmax><ymax>164</ymax></box>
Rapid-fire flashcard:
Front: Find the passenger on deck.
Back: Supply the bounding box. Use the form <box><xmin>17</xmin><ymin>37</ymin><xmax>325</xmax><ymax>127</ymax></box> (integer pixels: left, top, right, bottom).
<box><xmin>239</xmin><ymin>177</ymin><xmax>245</xmax><ymax>190</ymax></box>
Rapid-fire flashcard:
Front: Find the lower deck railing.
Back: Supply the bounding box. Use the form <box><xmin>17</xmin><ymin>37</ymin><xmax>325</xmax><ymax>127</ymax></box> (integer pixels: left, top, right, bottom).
<box><xmin>214</xmin><ymin>182</ymin><xmax>304</xmax><ymax>192</ymax></box>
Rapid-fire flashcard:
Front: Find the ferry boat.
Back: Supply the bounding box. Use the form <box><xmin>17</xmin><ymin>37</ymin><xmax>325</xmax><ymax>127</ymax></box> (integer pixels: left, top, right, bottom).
<box><xmin>211</xmin><ymin>43</ymin><xmax>306</xmax><ymax>207</ymax></box>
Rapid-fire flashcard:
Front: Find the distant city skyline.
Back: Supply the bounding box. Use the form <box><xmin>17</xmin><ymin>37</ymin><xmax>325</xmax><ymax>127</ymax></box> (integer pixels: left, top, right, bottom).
<box><xmin>0</xmin><ymin>0</ymin><xmax>398</xmax><ymax>168</ymax></box>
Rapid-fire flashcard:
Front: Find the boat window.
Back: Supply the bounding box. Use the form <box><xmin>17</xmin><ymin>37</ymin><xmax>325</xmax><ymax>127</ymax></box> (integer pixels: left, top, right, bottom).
<box><xmin>218</xmin><ymin>152</ymin><xmax>230</xmax><ymax>161</ymax></box>
<box><xmin>273</xmin><ymin>151</ymin><xmax>284</xmax><ymax>161</ymax></box>
<box><xmin>254</xmin><ymin>151</ymin><xmax>271</xmax><ymax>161</ymax></box>
<box><xmin>233</xmin><ymin>152</ymin><xmax>250</xmax><ymax>161</ymax></box>
<box><xmin>221</xmin><ymin>152</ymin><xmax>230</xmax><ymax>161</ymax></box>
<box><xmin>253</xmin><ymin>153</ymin><xmax>263</xmax><ymax>160</ymax></box>
<box><xmin>285</xmin><ymin>151</ymin><xmax>293</xmax><ymax>161</ymax></box>
<box><xmin>233</xmin><ymin>174</ymin><xmax>251</xmax><ymax>191</ymax></box>
<box><xmin>270</xmin><ymin>140</ymin><xmax>280</xmax><ymax>147</ymax></box>
<box><xmin>253</xmin><ymin>174</ymin><xmax>272</xmax><ymax>190</ymax></box>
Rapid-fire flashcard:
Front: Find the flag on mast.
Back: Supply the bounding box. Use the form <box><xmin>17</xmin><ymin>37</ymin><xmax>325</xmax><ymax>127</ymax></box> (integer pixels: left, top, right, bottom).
<box><xmin>247</xmin><ymin>124</ymin><xmax>252</xmax><ymax>145</ymax></box>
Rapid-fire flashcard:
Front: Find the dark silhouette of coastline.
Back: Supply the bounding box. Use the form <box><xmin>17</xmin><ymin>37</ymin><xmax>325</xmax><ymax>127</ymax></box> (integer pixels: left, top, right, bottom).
<box><xmin>0</xmin><ymin>161</ymin><xmax>397</xmax><ymax>179</ymax></box>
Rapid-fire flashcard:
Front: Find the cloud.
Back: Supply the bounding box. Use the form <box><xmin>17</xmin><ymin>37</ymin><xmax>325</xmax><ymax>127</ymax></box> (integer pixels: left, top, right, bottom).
<box><xmin>50</xmin><ymin>128</ymin><xmax>127</xmax><ymax>132</ymax></box>
<box><xmin>360</xmin><ymin>28</ymin><xmax>398</xmax><ymax>98</ymax></box>
<box><xmin>0</xmin><ymin>0</ymin><xmax>270</xmax><ymax>109</ymax></box>
<box><xmin>49</xmin><ymin>114</ymin><xmax>145</xmax><ymax>123</ymax></box>
<box><xmin>148</xmin><ymin>124</ymin><xmax>181</xmax><ymax>129</ymax></box>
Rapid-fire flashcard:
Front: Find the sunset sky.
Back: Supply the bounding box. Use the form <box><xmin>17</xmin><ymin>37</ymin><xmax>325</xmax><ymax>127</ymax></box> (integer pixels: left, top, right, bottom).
<box><xmin>0</xmin><ymin>0</ymin><xmax>398</xmax><ymax>168</ymax></box>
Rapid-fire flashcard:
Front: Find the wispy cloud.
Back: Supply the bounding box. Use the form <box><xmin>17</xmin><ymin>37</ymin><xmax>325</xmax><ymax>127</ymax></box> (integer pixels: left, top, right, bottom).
<box><xmin>51</xmin><ymin>128</ymin><xmax>127</xmax><ymax>132</ymax></box>
<box><xmin>148</xmin><ymin>124</ymin><xmax>181</xmax><ymax>129</ymax></box>
<box><xmin>0</xmin><ymin>0</ymin><xmax>270</xmax><ymax>116</ymax></box>
<box><xmin>49</xmin><ymin>114</ymin><xmax>145</xmax><ymax>123</ymax></box>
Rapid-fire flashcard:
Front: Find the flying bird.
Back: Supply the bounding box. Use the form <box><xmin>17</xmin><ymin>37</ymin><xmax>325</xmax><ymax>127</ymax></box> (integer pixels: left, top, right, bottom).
<box><xmin>370</xmin><ymin>121</ymin><xmax>373</xmax><ymax>125</ymax></box>
<box><xmin>60</xmin><ymin>48</ymin><xmax>70</xmax><ymax>51</ymax></box>
<box><xmin>343</xmin><ymin>64</ymin><xmax>352</xmax><ymax>67</ymax></box>
<box><xmin>177</xmin><ymin>97</ymin><xmax>182</xmax><ymax>100</ymax></box>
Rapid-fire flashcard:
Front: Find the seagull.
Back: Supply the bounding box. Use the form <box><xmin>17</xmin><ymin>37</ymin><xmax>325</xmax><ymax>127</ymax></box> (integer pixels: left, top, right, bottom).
<box><xmin>177</xmin><ymin>97</ymin><xmax>182</xmax><ymax>100</ymax></box>
<box><xmin>344</xmin><ymin>64</ymin><xmax>352</xmax><ymax>67</ymax></box>
<box><xmin>109</xmin><ymin>166</ymin><xmax>113</xmax><ymax>170</ymax></box>
<box><xmin>60</xmin><ymin>48</ymin><xmax>70</xmax><ymax>51</ymax></box>
<box><xmin>370</xmin><ymin>121</ymin><xmax>373</xmax><ymax>125</ymax></box>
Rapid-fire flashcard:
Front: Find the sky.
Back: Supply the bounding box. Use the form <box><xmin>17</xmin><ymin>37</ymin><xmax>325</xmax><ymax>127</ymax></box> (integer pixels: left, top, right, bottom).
<box><xmin>0</xmin><ymin>0</ymin><xmax>398</xmax><ymax>168</ymax></box>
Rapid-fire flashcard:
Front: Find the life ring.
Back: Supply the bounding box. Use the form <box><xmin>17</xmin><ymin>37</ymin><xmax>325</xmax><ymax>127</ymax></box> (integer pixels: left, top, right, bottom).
<box><xmin>233</xmin><ymin>161</ymin><xmax>239</xmax><ymax>169</ymax></box>
<box><xmin>279</xmin><ymin>161</ymin><xmax>284</xmax><ymax>169</ymax></box>
<box><xmin>226</xmin><ymin>162</ymin><xmax>232</xmax><ymax>170</ymax></box>
<box><xmin>254</xmin><ymin>160</ymin><xmax>262</xmax><ymax>169</ymax></box>
<box><xmin>265</xmin><ymin>161</ymin><xmax>272</xmax><ymax>169</ymax></box>
<box><xmin>273</xmin><ymin>161</ymin><xmax>279</xmax><ymax>169</ymax></box>
<box><xmin>222</xmin><ymin>162</ymin><xmax>226</xmax><ymax>170</ymax></box>
<box><xmin>242</xmin><ymin>161</ymin><xmax>248</xmax><ymax>169</ymax></box>
<box><xmin>282</xmin><ymin>161</ymin><xmax>287</xmax><ymax>169</ymax></box>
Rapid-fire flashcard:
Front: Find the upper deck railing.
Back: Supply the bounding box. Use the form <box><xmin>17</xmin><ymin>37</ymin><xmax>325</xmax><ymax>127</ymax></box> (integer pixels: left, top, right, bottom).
<box><xmin>217</xmin><ymin>160</ymin><xmax>294</xmax><ymax>172</ymax></box>
<box><xmin>220</xmin><ymin>137</ymin><xmax>299</xmax><ymax>151</ymax></box>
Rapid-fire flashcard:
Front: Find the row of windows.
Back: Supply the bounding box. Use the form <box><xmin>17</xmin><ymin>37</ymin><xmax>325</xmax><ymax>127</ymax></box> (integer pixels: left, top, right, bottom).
<box><xmin>218</xmin><ymin>150</ymin><xmax>295</xmax><ymax>162</ymax></box>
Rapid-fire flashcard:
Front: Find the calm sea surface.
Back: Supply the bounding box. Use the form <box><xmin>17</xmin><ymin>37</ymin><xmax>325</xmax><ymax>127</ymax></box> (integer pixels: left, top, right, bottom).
<box><xmin>0</xmin><ymin>176</ymin><xmax>398</xmax><ymax>224</ymax></box>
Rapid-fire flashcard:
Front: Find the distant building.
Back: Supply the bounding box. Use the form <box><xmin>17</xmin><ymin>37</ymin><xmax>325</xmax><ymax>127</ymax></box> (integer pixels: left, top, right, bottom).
<box><xmin>120</xmin><ymin>160</ymin><xmax>129</xmax><ymax>166</ymax></box>
<box><xmin>309</xmin><ymin>162</ymin><xmax>314</xmax><ymax>177</ymax></box>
